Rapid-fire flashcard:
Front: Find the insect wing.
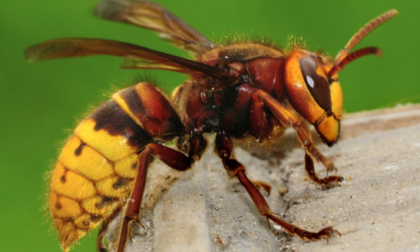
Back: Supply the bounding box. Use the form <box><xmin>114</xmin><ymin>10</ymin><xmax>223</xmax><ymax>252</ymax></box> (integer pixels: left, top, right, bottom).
<box><xmin>94</xmin><ymin>0</ymin><xmax>214</xmax><ymax>52</ymax></box>
<box><xmin>24</xmin><ymin>38</ymin><xmax>229</xmax><ymax>78</ymax></box>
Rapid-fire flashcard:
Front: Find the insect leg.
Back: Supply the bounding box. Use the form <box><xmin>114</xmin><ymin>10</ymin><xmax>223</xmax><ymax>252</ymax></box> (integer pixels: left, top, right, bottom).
<box><xmin>188</xmin><ymin>134</ymin><xmax>207</xmax><ymax>160</ymax></box>
<box><xmin>116</xmin><ymin>143</ymin><xmax>192</xmax><ymax>252</ymax></box>
<box><xmin>215</xmin><ymin>132</ymin><xmax>340</xmax><ymax>240</ymax></box>
<box><xmin>304</xmin><ymin>153</ymin><xmax>343</xmax><ymax>187</ymax></box>
<box><xmin>251</xmin><ymin>90</ymin><xmax>343</xmax><ymax>186</ymax></box>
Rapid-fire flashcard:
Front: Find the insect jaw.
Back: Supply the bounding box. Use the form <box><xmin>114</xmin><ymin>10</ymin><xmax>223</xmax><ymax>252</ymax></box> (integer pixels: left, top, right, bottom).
<box><xmin>316</xmin><ymin>117</ymin><xmax>340</xmax><ymax>147</ymax></box>
<box><xmin>313</xmin><ymin>109</ymin><xmax>342</xmax><ymax>145</ymax></box>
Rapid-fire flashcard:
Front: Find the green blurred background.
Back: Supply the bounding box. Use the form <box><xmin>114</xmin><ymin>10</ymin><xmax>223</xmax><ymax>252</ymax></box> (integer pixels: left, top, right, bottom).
<box><xmin>1</xmin><ymin>0</ymin><xmax>418</xmax><ymax>251</ymax></box>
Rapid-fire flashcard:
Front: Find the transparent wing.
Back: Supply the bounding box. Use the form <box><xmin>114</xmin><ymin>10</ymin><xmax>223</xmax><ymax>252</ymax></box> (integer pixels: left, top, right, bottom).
<box><xmin>94</xmin><ymin>0</ymin><xmax>215</xmax><ymax>53</ymax></box>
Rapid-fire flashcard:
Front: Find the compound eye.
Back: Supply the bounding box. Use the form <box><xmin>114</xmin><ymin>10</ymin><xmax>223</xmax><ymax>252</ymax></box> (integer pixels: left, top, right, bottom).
<box><xmin>300</xmin><ymin>57</ymin><xmax>332</xmax><ymax>111</ymax></box>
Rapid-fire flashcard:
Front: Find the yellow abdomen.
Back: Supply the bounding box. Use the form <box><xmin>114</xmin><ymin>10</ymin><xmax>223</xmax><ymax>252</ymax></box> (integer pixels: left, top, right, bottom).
<box><xmin>49</xmin><ymin>83</ymin><xmax>184</xmax><ymax>251</ymax></box>
<box><xmin>49</xmin><ymin>90</ymin><xmax>150</xmax><ymax>250</ymax></box>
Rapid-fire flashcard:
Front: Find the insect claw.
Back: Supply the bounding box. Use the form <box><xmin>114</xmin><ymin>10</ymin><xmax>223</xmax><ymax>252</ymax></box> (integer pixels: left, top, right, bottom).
<box><xmin>134</xmin><ymin>219</ymin><xmax>145</xmax><ymax>229</ymax></box>
<box><xmin>128</xmin><ymin>223</ymin><xmax>134</xmax><ymax>243</ymax></box>
<box><xmin>127</xmin><ymin>218</ymin><xmax>145</xmax><ymax>243</ymax></box>
<box><xmin>334</xmin><ymin>229</ymin><xmax>342</xmax><ymax>237</ymax></box>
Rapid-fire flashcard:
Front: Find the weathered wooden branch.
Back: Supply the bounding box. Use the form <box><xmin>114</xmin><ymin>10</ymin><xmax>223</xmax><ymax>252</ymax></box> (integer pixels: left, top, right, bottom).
<box><xmin>106</xmin><ymin>104</ymin><xmax>420</xmax><ymax>252</ymax></box>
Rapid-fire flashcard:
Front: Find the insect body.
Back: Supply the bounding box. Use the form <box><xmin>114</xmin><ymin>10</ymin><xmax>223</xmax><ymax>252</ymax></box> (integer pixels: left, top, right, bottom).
<box><xmin>25</xmin><ymin>1</ymin><xmax>398</xmax><ymax>251</ymax></box>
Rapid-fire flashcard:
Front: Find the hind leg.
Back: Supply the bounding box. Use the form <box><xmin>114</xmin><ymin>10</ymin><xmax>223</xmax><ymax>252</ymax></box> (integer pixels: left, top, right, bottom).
<box><xmin>115</xmin><ymin>143</ymin><xmax>193</xmax><ymax>252</ymax></box>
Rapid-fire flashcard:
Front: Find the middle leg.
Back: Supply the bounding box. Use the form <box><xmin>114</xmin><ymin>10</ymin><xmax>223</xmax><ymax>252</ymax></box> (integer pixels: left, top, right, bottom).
<box><xmin>215</xmin><ymin>132</ymin><xmax>340</xmax><ymax>240</ymax></box>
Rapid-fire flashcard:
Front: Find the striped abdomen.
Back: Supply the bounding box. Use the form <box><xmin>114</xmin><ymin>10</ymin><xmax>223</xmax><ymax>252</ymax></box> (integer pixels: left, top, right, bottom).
<box><xmin>49</xmin><ymin>82</ymin><xmax>184</xmax><ymax>251</ymax></box>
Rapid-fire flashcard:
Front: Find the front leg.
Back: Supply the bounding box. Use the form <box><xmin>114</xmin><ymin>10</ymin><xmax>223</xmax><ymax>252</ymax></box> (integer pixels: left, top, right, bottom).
<box><xmin>251</xmin><ymin>90</ymin><xmax>343</xmax><ymax>186</ymax></box>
